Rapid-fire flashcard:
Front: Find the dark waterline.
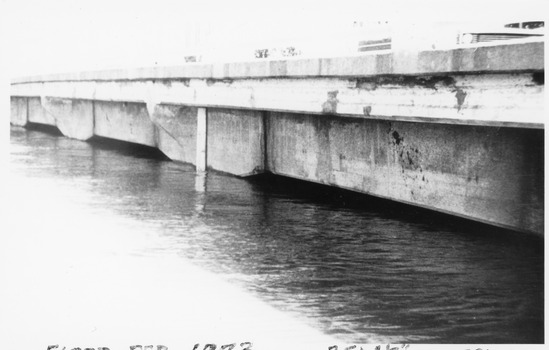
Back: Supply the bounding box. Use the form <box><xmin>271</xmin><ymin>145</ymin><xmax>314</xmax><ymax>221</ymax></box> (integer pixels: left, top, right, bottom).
<box><xmin>10</xmin><ymin>125</ymin><xmax>544</xmax><ymax>343</ymax></box>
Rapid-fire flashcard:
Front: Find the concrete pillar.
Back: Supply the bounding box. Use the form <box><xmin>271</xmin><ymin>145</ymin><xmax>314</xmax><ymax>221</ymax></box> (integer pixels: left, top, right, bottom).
<box><xmin>28</xmin><ymin>97</ymin><xmax>55</xmax><ymax>126</ymax></box>
<box><xmin>196</xmin><ymin>107</ymin><xmax>207</xmax><ymax>172</ymax></box>
<box><xmin>41</xmin><ymin>97</ymin><xmax>94</xmax><ymax>140</ymax></box>
<box><xmin>94</xmin><ymin>101</ymin><xmax>156</xmax><ymax>147</ymax></box>
<box><xmin>10</xmin><ymin>97</ymin><xmax>27</xmax><ymax>126</ymax></box>
<box><xmin>206</xmin><ymin>108</ymin><xmax>265</xmax><ymax>176</ymax></box>
<box><xmin>149</xmin><ymin>104</ymin><xmax>197</xmax><ymax>164</ymax></box>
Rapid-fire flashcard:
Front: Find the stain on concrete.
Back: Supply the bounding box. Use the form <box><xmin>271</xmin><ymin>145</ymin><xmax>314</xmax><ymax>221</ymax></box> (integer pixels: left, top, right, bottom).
<box><xmin>313</xmin><ymin>116</ymin><xmax>333</xmax><ymax>180</ymax></box>
<box><xmin>467</xmin><ymin>172</ymin><xmax>481</xmax><ymax>184</ymax></box>
<box><xmin>532</xmin><ymin>72</ymin><xmax>544</xmax><ymax>85</ymax></box>
<box><xmin>389</xmin><ymin>126</ymin><xmax>424</xmax><ymax>176</ymax></box>
<box><xmin>206</xmin><ymin>78</ymin><xmax>233</xmax><ymax>86</ymax></box>
<box><xmin>355</xmin><ymin>75</ymin><xmax>456</xmax><ymax>91</ymax></box>
<box><xmin>399</xmin><ymin>146</ymin><xmax>422</xmax><ymax>172</ymax></box>
<box><xmin>454</xmin><ymin>88</ymin><xmax>467</xmax><ymax>111</ymax></box>
<box><xmin>249</xmin><ymin>92</ymin><xmax>256</xmax><ymax>107</ymax></box>
<box><xmin>363</xmin><ymin>105</ymin><xmax>372</xmax><ymax>116</ymax></box>
<box><xmin>47</xmin><ymin>97</ymin><xmax>72</xmax><ymax>106</ymax></box>
<box><xmin>158</xmin><ymin>79</ymin><xmax>190</xmax><ymax>87</ymax></box>
<box><xmin>321</xmin><ymin>90</ymin><xmax>339</xmax><ymax>114</ymax></box>
<box><xmin>406</xmin><ymin>151</ymin><xmax>413</xmax><ymax>165</ymax></box>
<box><xmin>391</xmin><ymin>130</ymin><xmax>403</xmax><ymax>145</ymax></box>
<box><xmin>355</xmin><ymin>80</ymin><xmax>378</xmax><ymax>90</ymax></box>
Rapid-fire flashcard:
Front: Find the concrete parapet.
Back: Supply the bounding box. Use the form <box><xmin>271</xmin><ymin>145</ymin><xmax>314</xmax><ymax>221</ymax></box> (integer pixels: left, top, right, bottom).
<box><xmin>10</xmin><ymin>40</ymin><xmax>543</xmax><ymax>83</ymax></box>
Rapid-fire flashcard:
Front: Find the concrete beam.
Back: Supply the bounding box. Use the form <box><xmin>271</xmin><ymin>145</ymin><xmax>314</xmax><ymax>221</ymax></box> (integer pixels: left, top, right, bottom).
<box><xmin>11</xmin><ymin>72</ymin><xmax>544</xmax><ymax>129</ymax></box>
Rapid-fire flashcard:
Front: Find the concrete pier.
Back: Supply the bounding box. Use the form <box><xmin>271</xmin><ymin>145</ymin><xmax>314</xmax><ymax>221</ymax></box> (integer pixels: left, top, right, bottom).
<box><xmin>10</xmin><ymin>40</ymin><xmax>544</xmax><ymax>235</ymax></box>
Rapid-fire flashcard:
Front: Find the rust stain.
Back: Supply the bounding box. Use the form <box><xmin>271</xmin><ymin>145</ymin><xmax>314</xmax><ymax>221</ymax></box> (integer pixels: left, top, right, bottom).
<box><xmin>391</xmin><ymin>130</ymin><xmax>403</xmax><ymax>145</ymax></box>
<box><xmin>454</xmin><ymin>87</ymin><xmax>467</xmax><ymax>111</ymax></box>
<box><xmin>205</xmin><ymin>78</ymin><xmax>233</xmax><ymax>86</ymax></box>
<box><xmin>249</xmin><ymin>91</ymin><xmax>256</xmax><ymax>107</ymax></box>
<box><xmin>321</xmin><ymin>90</ymin><xmax>339</xmax><ymax>114</ymax></box>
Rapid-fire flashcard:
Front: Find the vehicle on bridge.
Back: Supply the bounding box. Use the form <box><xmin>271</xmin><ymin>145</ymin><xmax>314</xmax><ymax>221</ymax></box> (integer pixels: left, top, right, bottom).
<box><xmin>456</xmin><ymin>20</ymin><xmax>544</xmax><ymax>45</ymax></box>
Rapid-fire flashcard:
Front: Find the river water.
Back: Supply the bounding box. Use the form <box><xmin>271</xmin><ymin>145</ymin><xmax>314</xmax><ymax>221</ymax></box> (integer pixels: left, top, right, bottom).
<box><xmin>3</xmin><ymin>126</ymin><xmax>544</xmax><ymax>346</ymax></box>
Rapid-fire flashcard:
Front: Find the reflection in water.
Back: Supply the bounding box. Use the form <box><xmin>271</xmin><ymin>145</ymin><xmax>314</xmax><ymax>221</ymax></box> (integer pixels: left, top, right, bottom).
<box><xmin>8</xmin><ymin>126</ymin><xmax>544</xmax><ymax>344</ymax></box>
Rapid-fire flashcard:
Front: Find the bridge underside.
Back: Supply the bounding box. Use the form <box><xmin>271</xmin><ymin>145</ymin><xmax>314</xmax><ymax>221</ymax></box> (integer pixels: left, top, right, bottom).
<box><xmin>11</xmin><ymin>95</ymin><xmax>543</xmax><ymax>235</ymax></box>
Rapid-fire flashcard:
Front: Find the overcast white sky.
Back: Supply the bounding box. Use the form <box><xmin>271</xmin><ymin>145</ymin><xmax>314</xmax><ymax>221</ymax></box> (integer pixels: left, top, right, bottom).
<box><xmin>1</xmin><ymin>0</ymin><xmax>546</xmax><ymax>77</ymax></box>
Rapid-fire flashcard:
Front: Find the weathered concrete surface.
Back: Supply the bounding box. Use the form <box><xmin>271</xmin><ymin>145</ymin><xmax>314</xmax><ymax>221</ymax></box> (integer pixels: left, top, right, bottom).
<box><xmin>94</xmin><ymin>101</ymin><xmax>157</xmax><ymax>147</ymax></box>
<box><xmin>207</xmin><ymin>109</ymin><xmax>265</xmax><ymax>176</ymax></box>
<box><xmin>41</xmin><ymin>97</ymin><xmax>94</xmax><ymax>140</ymax></box>
<box><xmin>266</xmin><ymin>113</ymin><xmax>543</xmax><ymax>234</ymax></box>
<box><xmin>10</xmin><ymin>73</ymin><xmax>544</xmax><ymax>129</ymax></box>
<box><xmin>151</xmin><ymin>104</ymin><xmax>197</xmax><ymax>164</ymax></box>
<box><xmin>10</xmin><ymin>97</ymin><xmax>27</xmax><ymax>126</ymax></box>
<box><xmin>28</xmin><ymin>97</ymin><xmax>56</xmax><ymax>126</ymax></box>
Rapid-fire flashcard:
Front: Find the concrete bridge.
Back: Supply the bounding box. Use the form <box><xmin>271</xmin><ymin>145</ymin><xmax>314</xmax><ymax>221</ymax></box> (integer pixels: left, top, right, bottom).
<box><xmin>11</xmin><ymin>40</ymin><xmax>544</xmax><ymax>235</ymax></box>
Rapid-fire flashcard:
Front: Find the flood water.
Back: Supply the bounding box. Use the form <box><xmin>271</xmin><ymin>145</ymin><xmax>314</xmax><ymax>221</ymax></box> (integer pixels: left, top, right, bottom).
<box><xmin>4</xmin><ymin>125</ymin><xmax>544</xmax><ymax>345</ymax></box>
